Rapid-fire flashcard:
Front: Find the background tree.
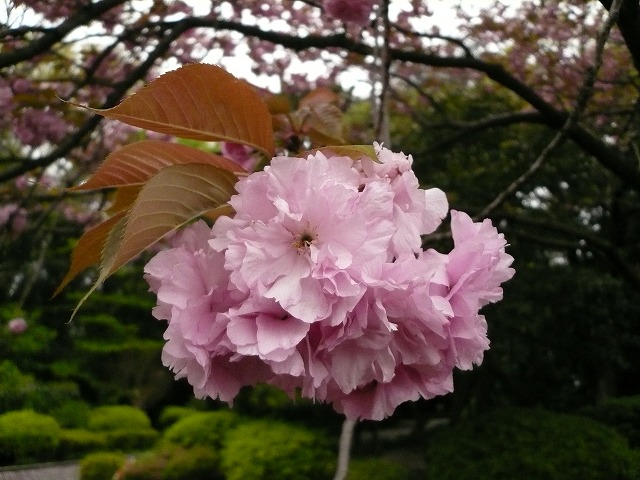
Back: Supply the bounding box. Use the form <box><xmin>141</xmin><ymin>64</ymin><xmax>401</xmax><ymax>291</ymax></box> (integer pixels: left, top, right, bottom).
<box><xmin>0</xmin><ymin>0</ymin><xmax>639</xmax><ymax>423</ymax></box>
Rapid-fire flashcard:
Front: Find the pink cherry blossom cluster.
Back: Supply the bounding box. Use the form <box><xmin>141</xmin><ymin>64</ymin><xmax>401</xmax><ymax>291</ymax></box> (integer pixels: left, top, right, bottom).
<box><xmin>144</xmin><ymin>144</ymin><xmax>514</xmax><ymax>420</ymax></box>
<box><xmin>323</xmin><ymin>0</ymin><xmax>375</xmax><ymax>26</ymax></box>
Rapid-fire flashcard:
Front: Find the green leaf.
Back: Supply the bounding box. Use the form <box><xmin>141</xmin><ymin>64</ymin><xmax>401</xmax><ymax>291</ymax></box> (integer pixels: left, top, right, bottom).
<box><xmin>302</xmin><ymin>144</ymin><xmax>378</xmax><ymax>161</ymax></box>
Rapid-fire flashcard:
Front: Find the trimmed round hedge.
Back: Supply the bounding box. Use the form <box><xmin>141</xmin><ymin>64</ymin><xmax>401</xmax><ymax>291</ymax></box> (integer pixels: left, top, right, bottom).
<box><xmin>580</xmin><ymin>396</ymin><xmax>640</xmax><ymax>447</ymax></box>
<box><xmin>163</xmin><ymin>446</ymin><xmax>223</xmax><ymax>480</ymax></box>
<box><xmin>86</xmin><ymin>405</ymin><xmax>158</xmax><ymax>452</ymax></box>
<box><xmin>87</xmin><ymin>405</ymin><xmax>152</xmax><ymax>431</ymax></box>
<box><xmin>220</xmin><ymin>420</ymin><xmax>335</xmax><ymax>480</ymax></box>
<box><xmin>425</xmin><ymin>407</ymin><xmax>639</xmax><ymax>480</ymax></box>
<box><xmin>79</xmin><ymin>451</ymin><xmax>126</xmax><ymax>480</ymax></box>
<box><xmin>158</xmin><ymin>405</ymin><xmax>202</xmax><ymax>429</ymax></box>
<box><xmin>57</xmin><ymin>429</ymin><xmax>107</xmax><ymax>460</ymax></box>
<box><xmin>162</xmin><ymin>410</ymin><xmax>241</xmax><ymax>449</ymax></box>
<box><xmin>0</xmin><ymin>409</ymin><xmax>61</xmax><ymax>465</ymax></box>
<box><xmin>117</xmin><ymin>445</ymin><xmax>224</xmax><ymax>480</ymax></box>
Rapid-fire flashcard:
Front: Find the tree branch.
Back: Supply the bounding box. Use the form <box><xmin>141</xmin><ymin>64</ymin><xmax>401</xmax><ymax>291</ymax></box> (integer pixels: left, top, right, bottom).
<box><xmin>0</xmin><ymin>19</ymin><xmax>195</xmax><ymax>183</ymax></box>
<box><xmin>599</xmin><ymin>0</ymin><xmax>640</xmax><ymax>72</ymax></box>
<box><xmin>425</xmin><ymin>111</ymin><xmax>546</xmax><ymax>152</ymax></box>
<box><xmin>0</xmin><ymin>0</ymin><xmax>128</xmax><ymax>69</ymax></box>
<box><xmin>168</xmin><ymin>16</ymin><xmax>640</xmax><ymax>189</ymax></box>
<box><xmin>476</xmin><ymin>0</ymin><xmax>623</xmax><ymax>219</ymax></box>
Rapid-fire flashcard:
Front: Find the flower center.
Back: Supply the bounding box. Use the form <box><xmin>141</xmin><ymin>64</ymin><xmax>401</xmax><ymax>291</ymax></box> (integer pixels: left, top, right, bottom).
<box><xmin>292</xmin><ymin>230</ymin><xmax>317</xmax><ymax>252</ymax></box>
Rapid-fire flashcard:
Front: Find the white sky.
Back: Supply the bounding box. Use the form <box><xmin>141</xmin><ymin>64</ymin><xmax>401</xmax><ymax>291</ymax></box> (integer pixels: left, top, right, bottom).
<box><xmin>2</xmin><ymin>0</ymin><xmax>509</xmax><ymax>96</ymax></box>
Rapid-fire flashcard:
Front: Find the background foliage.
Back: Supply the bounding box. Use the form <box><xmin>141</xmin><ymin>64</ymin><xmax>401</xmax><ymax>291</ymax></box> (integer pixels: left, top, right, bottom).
<box><xmin>1</xmin><ymin>0</ymin><xmax>639</xmax><ymax>476</ymax></box>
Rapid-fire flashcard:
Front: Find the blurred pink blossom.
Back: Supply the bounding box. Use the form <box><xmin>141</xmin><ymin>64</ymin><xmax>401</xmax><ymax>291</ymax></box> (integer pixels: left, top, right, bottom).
<box><xmin>0</xmin><ymin>204</ymin><xmax>28</xmax><ymax>234</ymax></box>
<box><xmin>14</xmin><ymin>108</ymin><xmax>68</xmax><ymax>146</ymax></box>
<box><xmin>323</xmin><ymin>0</ymin><xmax>375</xmax><ymax>25</ymax></box>
<box><xmin>0</xmin><ymin>78</ymin><xmax>13</xmax><ymax>111</ymax></box>
<box><xmin>7</xmin><ymin>318</ymin><xmax>28</xmax><ymax>334</ymax></box>
<box><xmin>11</xmin><ymin>78</ymin><xmax>32</xmax><ymax>93</ymax></box>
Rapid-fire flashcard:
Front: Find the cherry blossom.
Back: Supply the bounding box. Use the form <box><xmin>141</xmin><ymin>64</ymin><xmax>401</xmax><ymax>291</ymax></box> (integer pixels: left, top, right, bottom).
<box><xmin>145</xmin><ymin>145</ymin><xmax>514</xmax><ymax>420</ymax></box>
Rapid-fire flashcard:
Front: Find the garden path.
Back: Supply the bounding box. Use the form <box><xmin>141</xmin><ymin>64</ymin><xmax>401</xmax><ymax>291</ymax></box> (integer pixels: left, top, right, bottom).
<box><xmin>0</xmin><ymin>462</ymin><xmax>78</xmax><ymax>480</ymax></box>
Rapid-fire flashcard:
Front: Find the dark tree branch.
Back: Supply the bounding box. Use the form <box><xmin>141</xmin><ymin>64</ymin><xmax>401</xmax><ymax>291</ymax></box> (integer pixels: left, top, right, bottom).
<box><xmin>3</xmin><ymin>8</ymin><xmax>638</xmax><ymax>190</ymax></box>
<box><xmin>476</xmin><ymin>0</ymin><xmax>623</xmax><ymax>219</ymax></box>
<box><xmin>599</xmin><ymin>0</ymin><xmax>640</xmax><ymax>72</ymax></box>
<box><xmin>163</xmin><ymin>16</ymin><xmax>640</xmax><ymax>190</ymax></box>
<box><xmin>425</xmin><ymin>111</ymin><xmax>547</xmax><ymax>152</ymax></box>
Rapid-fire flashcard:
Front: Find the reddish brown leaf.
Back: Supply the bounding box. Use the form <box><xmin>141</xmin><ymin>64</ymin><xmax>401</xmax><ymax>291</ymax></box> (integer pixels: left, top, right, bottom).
<box><xmin>265</xmin><ymin>94</ymin><xmax>292</xmax><ymax>114</ymax></box>
<box><xmin>299</xmin><ymin>87</ymin><xmax>340</xmax><ymax>107</ymax></box>
<box><xmin>106</xmin><ymin>186</ymin><xmax>142</xmax><ymax>215</ymax></box>
<box><xmin>304</xmin><ymin>103</ymin><xmax>346</xmax><ymax>145</ymax></box>
<box><xmin>73</xmin><ymin>140</ymin><xmax>246</xmax><ymax>191</ymax></box>
<box><xmin>106</xmin><ymin>163</ymin><xmax>238</xmax><ymax>275</ymax></box>
<box><xmin>87</xmin><ymin>64</ymin><xmax>275</xmax><ymax>157</ymax></box>
<box><xmin>53</xmin><ymin>211</ymin><xmax>127</xmax><ymax>297</ymax></box>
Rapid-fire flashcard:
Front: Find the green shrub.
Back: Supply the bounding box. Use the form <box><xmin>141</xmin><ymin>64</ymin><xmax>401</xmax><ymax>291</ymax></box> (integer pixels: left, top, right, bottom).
<box><xmin>163</xmin><ymin>446</ymin><xmax>223</xmax><ymax>480</ymax></box>
<box><xmin>0</xmin><ymin>360</ymin><xmax>35</xmax><ymax>412</ymax></box>
<box><xmin>80</xmin><ymin>451</ymin><xmax>126</xmax><ymax>480</ymax></box>
<box><xmin>104</xmin><ymin>428</ymin><xmax>159</xmax><ymax>451</ymax></box>
<box><xmin>425</xmin><ymin>407</ymin><xmax>639</xmax><ymax>480</ymax></box>
<box><xmin>162</xmin><ymin>410</ymin><xmax>240</xmax><ymax>449</ymax></box>
<box><xmin>25</xmin><ymin>381</ymin><xmax>81</xmax><ymax>413</ymax></box>
<box><xmin>0</xmin><ymin>409</ymin><xmax>61</xmax><ymax>465</ymax></box>
<box><xmin>57</xmin><ymin>429</ymin><xmax>107</xmax><ymax>460</ymax></box>
<box><xmin>346</xmin><ymin>457</ymin><xmax>411</xmax><ymax>480</ymax></box>
<box><xmin>118</xmin><ymin>445</ymin><xmax>224</xmax><ymax>480</ymax></box>
<box><xmin>580</xmin><ymin>396</ymin><xmax>640</xmax><ymax>447</ymax></box>
<box><xmin>221</xmin><ymin>420</ymin><xmax>335</xmax><ymax>480</ymax></box>
<box><xmin>157</xmin><ymin>406</ymin><xmax>201</xmax><ymax>429</ymax></box>
<box><xmin>87</xmin><ymin>405</ymin><xmax>152</xmax><ymax>431</ymax></box>
<box><xmin>117</xmin><ymin>450</ymin><xmax>165</xmax><ymax>480</ymax></box>
<box><xmin>50</xmin><ymin>399</ymin><xmax>91</xmax><ymax>428</ymax></box>
<box><xmin>117</xmin><ymin>445</ymin><xmax>222</xmax><ymax>480</ymax></box>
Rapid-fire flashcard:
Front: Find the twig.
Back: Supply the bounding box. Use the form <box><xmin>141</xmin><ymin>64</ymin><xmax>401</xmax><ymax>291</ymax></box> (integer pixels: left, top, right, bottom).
<box><xmin>374</xmin><ymin>0</ymin><xmax>392</xmax><ymax>145</ymax></box>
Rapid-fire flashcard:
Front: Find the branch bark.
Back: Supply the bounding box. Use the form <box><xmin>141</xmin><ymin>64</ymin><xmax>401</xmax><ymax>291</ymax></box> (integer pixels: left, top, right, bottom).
<box><xmin>599</xmin><ymin>0</ymin><xmax>640</xmax><ymax>72</ymax></box>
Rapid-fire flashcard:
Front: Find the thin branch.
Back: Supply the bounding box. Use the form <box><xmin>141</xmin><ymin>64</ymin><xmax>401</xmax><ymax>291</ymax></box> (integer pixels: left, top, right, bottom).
<box><xmin>374</xmin><ymin>0</ymin><xmax>392</xmax><ymax>145</ymax></box>
<box><xmin>425</xmin><ymin>111</ymin><xmax>546</xmax><ymax>152</ymax></box>
<box><xmin>391</xmin><ymin>23</ymin><xmax>473</xmax><ymax>58</ymax></box>
<box><xmin>476</xmin><ymin>0</ymin><xmax>624</xmax><ymax>219</ymax></box>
